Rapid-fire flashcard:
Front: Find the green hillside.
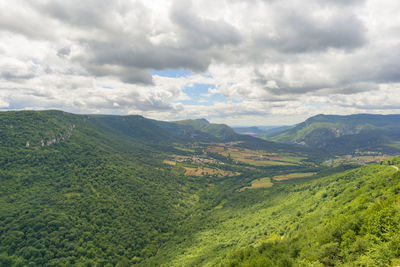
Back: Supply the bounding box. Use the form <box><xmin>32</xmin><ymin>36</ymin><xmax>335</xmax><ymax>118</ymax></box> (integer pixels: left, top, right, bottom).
<box><xmin>0</xmin><ymin>110</ymin><xmax>308</xmax><ymax>266</ymax></box>
<box><xmin>144</xmin><ymin>157</ymin><xmax>400</xmax><ymax>266</ymax></box>
<box><xmin>0</xmin><ymin>111</ymin><xmax>207</xmax><ymax>266</ymax></box>
<box><xmin>265</xmin><ymin>114</ymin><xmax>400</xmax><ymax>155</ymax></box>
<box><xmin>2</xmin><ymin>110</ymin><xmax>400</xmax><ymax>266</ymax></box>
<box><xmin>174</xmin><ymin>119</ymin><xmax>238</xmax><ymax>141</ymax></box>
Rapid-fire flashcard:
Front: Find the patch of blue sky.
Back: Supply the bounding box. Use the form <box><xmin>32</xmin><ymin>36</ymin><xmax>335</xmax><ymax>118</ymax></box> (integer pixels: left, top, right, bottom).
<box><xmin>306</xmin><ymin>103</ymin><xmax>328</xmax><ymax>109</ymax></box>
<box><xmin>230</xmin><ymin>98</ymin><xmax>242</xmax><ymax>104</ymax></box>
<box><xmin>178</xmin><ymin>83</ymin><xmax>227</xmax><ymax>106</ymax></box>
<box><xmin>151</xmin><ymin>69</ymin><xmax>191</xmax><ymax>78</ymax></box>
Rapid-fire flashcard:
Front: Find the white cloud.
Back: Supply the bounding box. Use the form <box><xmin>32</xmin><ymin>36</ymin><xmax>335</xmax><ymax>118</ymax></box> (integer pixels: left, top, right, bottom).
<box><xmin>0</xmin><ymin>0</ymin><xmax>400</xmax><ymax>125</ymax></box>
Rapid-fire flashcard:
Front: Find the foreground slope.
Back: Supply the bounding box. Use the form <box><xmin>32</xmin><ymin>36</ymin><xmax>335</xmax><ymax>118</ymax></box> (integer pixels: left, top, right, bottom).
<box><xmin>144</xmin><ymin>157</ymin><xmax>400</xmax><ymax>266</ymax></box>
<box><xmin>265</xmin><ymin>114</ymin><xmax>400</xmax><ymax>155</ymax></box>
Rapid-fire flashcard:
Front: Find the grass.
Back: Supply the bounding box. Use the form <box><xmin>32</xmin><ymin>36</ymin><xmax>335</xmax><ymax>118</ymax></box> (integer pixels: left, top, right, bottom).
<box><xmin>244</xmin><ymin>160</ymin><xmax>295</xmax><ymax>166</ymax></box>
<box><xmin>163</xmin><ymin>160</ymin><xmax>177</xmax><ymax>165</ymax></box>
<box><xmin>273</xmin><ymin>172</ymin><xmax>316</xmax><ymax>181</ymax></box>
<box><xmin>183</xmin><ymin>167</ymin><xmax>237</xmax><ymax>177</ymax></box>
<box><xmin>226</xmin><ymin>148</ymin><xmax>302</xmax><ymax>166</ymax></box>
<box><xmin>174</xmin><ymin>146</ymin><xmax>196</xmax><ymax>153</ymax></box>
<box><xmin>239</xmin><ymin>177</ymin><xmax>273</xmax><ymax>191</ymax></box>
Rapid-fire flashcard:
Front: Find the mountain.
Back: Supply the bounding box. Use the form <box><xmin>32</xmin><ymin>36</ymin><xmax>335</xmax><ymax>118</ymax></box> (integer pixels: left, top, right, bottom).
<box><xmin>260</xmin><ymin>125</ymin><xmax>295</xmax><ymax>138</ymax></box>
<box><xmin>233</xmin><ymin>126</ymin><xmax>269</xmax><ymax>136</ymax></box>
<box><xmin>0</xmin><ymin>110</ymin><xmax>306</xmax><ymax>266</ymax></box>
<box><xmin>3</xmin><ymin>110</ymin><xmax>400</xmax><ymax>266</ymax></box>
<box><xmin>264</xmin><ymin>114</ymin><xmax>400</xmax><ymax>155</ymax></box>
<box><xmin>156</xmin><ymin>118</ymin><xmax>302</xmax><ymax>153</ymax></box>
<box><xmin>173</xmin><ymin>119</ymin><xmax>237</xmax><ymax>141</ymax></box>
<box><xmin>233</xmin><ymin>125</ymin><xmax>294</xmax><ymax>137</ymax></box>
<box><xmin>0</xmin><ymin>110</ymin><xmax>207</xmax><ymax>266</ymax></box>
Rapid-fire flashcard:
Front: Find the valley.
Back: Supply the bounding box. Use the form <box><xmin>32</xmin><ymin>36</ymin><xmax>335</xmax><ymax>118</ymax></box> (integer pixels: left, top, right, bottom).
<box><xmin>2</xmin><ymin>111</ymin><xmax>400</xmax><ymax>266</ymax></box>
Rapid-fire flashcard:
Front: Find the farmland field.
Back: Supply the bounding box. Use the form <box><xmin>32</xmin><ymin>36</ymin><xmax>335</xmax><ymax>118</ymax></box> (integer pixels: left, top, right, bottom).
<box><xmin>163</xmin><ymin>160</ymin><xmax>177</xmax><ymax>165</ymax></box>
<box><xmin>239</xmin><ymin>177</ymin><xmax>273</xmax><ymax>191</ymax></box>
<box><xmin>183</xmin><ymin>167</ymin><xmax>237</xmax><ymax>177</ymax></box>
<box><xmin>273</xmin><ymin>172</ymin><xmax>316</xmax><ymax>181</ymax></box>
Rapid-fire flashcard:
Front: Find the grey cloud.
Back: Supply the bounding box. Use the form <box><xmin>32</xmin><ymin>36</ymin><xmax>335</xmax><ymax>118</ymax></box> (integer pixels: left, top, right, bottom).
<box><xmin>252</xmin><ymin>69</ymin><xmax>269</xmax><ymax>85</ymax></box>
<box><xmin>267</xmin><ymin>83</ymin><xmax>328</xmax><ymax>96</ymax></box>
<box><xmin>33</xmin><ymin>0</ymin><xmax>117</xmax><ymax>29</ymax></box>
<box><xmin>0</xmin><ymin>71</ymin><xmax>35</xmax><ymax>81</ymax></box>
<box><xmin>170</xmin><ymin>0</ymin><xmax>242</xmax><ymax>49</ymax></box>
<box><xmin>1</xmin><ymin>85</ymin><xmax>177</xmax><ymax>115</ymax></box>
<box><xmin>258</xmin><ymin>0</ymin><xmax>364</xmax><ymax>4</ymax></box>
<box><xmin>321</xmin><ymin>0</ymin><xmax>365</xmax><ymax>6</ymax></box>
<box><xmin>319</xmin><ymin>83</ymin><xmax>379</xmax><ymax>95</ymax></box>
<box><xmin>332</xmin><ymin>45</ymin><xmax>400</xmax><ymax>86</ymax></box>
<box><xmin>373</xmin><ymin>48</ymin><xmax>400</xmax><ymax>83</ymax></box>
<box><xmin>76</xmin><ymin>38</ymin><xmax>213</xmax><ymax>84</ymax></box>
<box><xmin>257</xmin><ymin>9</ymin><xmax>367</xmax><ymax>53</ymax></box>
<box><xmin>84</xmin><ymin>64</ymin><xmax>154</xmax><ymax>85</ymax></box>
<box><xmin>57</xmin><ymin>47</ymin><xmax>71</xmax><ymax>57</ymax></box>
<box><xmin>259</xmin><ymin>71</ymin><xmax>378</xmax><ymax>96</ymax></box>
<box><xmin>83</xmin><ymin>40</ymin><xmax>211</xmax><ymax>71</ymax></box>
<box><xmin>0</xmin><ymin>7</ymin><xmax>55</xmax><ymax>39</ymax></box>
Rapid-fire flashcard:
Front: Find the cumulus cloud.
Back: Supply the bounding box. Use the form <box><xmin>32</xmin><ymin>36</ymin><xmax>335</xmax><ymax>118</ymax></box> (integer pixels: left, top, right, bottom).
<box><xmin>0</xmin><ymin>0</ymin><xmax>400</xmax><ymax>125</ymax></box>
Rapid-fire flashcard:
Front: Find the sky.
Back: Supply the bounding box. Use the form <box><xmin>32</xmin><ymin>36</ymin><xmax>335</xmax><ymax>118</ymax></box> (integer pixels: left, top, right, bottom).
<box><xmin>0</xmin><ymin>0</ymin><xmax>400</xmax><ymax>126</ymax></box>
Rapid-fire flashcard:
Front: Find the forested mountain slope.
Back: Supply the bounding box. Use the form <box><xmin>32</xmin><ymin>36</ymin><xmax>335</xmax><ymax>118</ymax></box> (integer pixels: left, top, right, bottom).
<box><xmin>0</xmin><ymin>110</ymin><xmax>308</xmax><ymax>266</ymax></box>
<box><xmin>233</xmin><ymin>125</ymin><xmax>294</xmax><ymax>138</ymax></box>
<box><xmin>0</xmin><ymin>110</ymin><xmax>207</xmax><ymax>266</ymax></box>
<box><xmin>174</xmin><ymin>119</ymin><xmax>237</xmax><ymax>141</ymax></box>
<box><xmin>144</xmin><ymin>157</ymin><xmax>400</xmax><ymax>266</ymax></box>
<box><xmin>265</xmin><ymin>114</ymin><xmax>400</xmax><ymax>155</ymax></box>
<box><xmin>2</xmin><ymin>110</ymin><xmax>400</xmax><ymax>266</ymax></box>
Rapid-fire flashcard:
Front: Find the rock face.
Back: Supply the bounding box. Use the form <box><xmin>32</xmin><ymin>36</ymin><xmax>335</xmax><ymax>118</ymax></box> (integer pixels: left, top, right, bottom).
<box><xmin>43</xmin><ymin>124</ymin><xmax>75</xmax><ymax>147</ymax></box>
<box><xmin>25</xmin><ymin>124</ymin><xmax>76</xmax><ymax>148</ymax></box>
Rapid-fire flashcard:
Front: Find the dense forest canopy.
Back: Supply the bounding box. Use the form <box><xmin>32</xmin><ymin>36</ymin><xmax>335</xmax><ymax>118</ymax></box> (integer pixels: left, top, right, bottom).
<box><xmin>1</xmin><ymin>110</ymin><xmax>400</xmax><ymax>266</ymax></box>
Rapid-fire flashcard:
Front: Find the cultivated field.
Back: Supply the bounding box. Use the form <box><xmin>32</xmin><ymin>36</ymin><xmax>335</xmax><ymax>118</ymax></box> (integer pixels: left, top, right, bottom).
<box><xmin>239</xmin><ymin>177</ymin><xmax>273</xmax><ymax>191</ymax></box>
<box><xmin>184</xmin><ymin>167</ymin><xmax>238</xmax><ymax>177</ymax></box>
<box><xmin>273</xmin><ymin>172</ymin><xmax>316</xmax><ymax>181</ymax></box>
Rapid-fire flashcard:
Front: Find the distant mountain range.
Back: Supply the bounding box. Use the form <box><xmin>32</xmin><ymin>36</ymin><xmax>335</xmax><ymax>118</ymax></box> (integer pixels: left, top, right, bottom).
<box><xmin>263</xmin><ymin>114</ymin><xmax>400</xmax><ymax>155</ymax></box>
<box><xmin>232</xmin><ymin>125</ymin><xmax>293</xmax><ymax>137</ymax></box>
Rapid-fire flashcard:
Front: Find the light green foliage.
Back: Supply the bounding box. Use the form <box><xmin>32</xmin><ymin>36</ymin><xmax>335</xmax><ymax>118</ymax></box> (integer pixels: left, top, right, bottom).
<box><xmin>264</xmin><ymin>114</ymin><xmax>400</xmax><ymax>155</ymax></box>
<box><xmin>143</xmin><ymin>159</ymin><xmax>400</xmax><ymax>266</ymax></box>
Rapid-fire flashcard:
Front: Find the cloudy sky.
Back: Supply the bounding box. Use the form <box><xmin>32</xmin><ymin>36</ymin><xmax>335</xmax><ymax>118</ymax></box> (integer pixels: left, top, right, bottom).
<box><xmin>1</xmin><ymin>0</ymin><xmax>400</xmax><ymax>125</ymax></box>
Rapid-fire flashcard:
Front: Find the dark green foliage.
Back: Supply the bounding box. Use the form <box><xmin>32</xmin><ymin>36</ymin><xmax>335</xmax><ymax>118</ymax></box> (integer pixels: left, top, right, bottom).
<box><xmin>174</xmin><ymin>119</ymin><xmax>237</xmax><ymax>141</ymax></box>
<box><xmin>0</xmin><ymin>110</ymin><xmax>207</xmax><ymax>266</ymax></box>
<box><xmin>3</xmin><ymin>110</ymin><xmax>400</xmax><ymax>266</ymax></box>
<box><xmin>265</xmin><ymin>113</ymin><xmax>400</xmax><ymax>155</ymax></box>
